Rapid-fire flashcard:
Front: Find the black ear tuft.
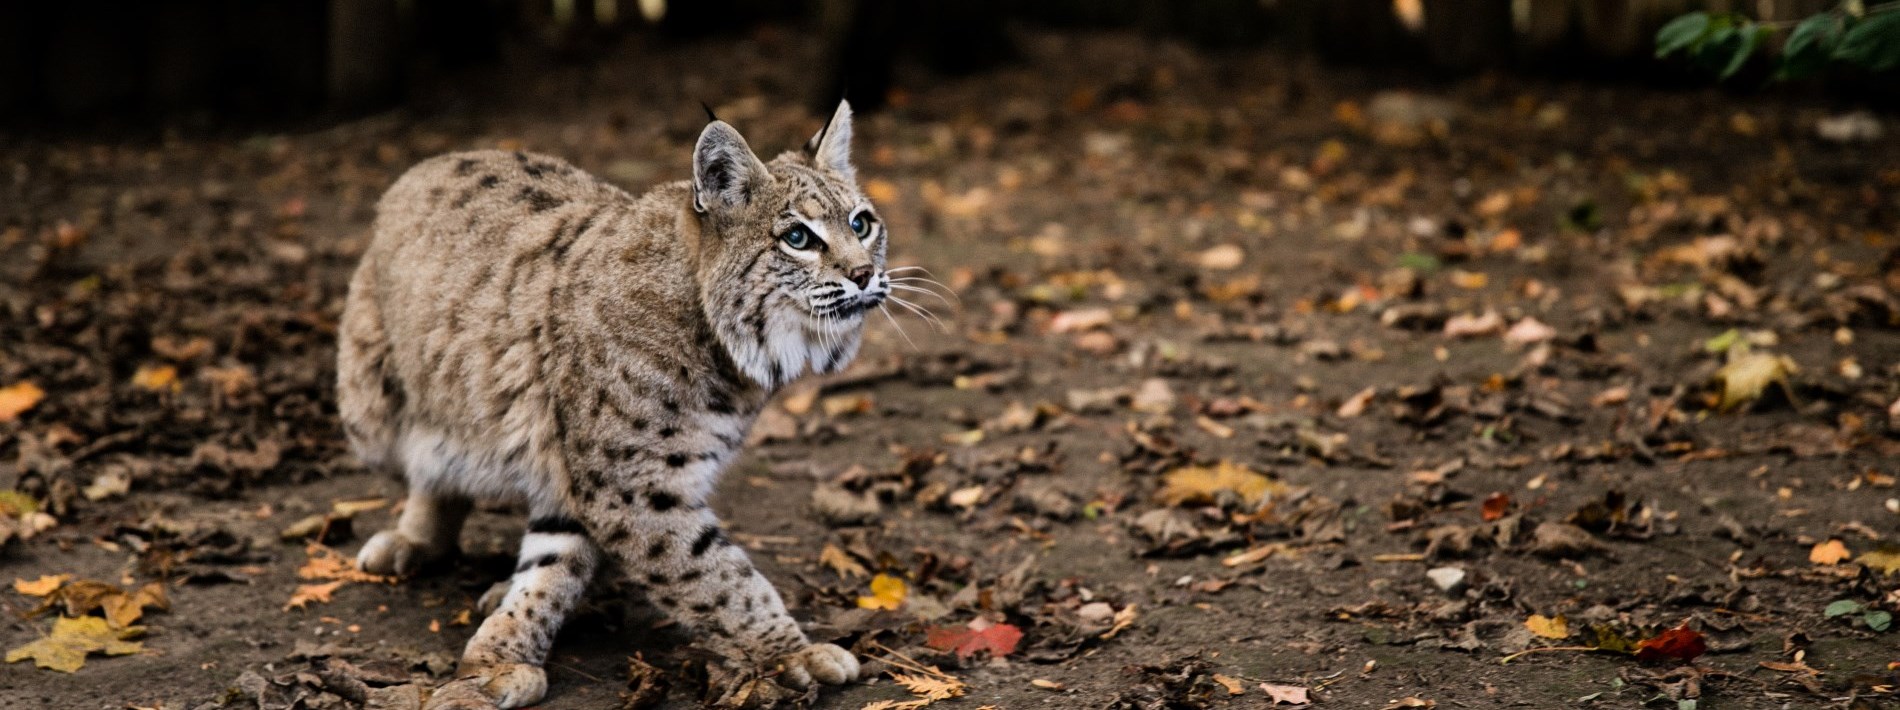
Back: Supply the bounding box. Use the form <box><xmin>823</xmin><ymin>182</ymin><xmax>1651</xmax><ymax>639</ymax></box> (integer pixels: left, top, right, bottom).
<box><xmin>701</xmin><ymin>101</ymin><xmax>719</xmax><ymax>123</ymax></box>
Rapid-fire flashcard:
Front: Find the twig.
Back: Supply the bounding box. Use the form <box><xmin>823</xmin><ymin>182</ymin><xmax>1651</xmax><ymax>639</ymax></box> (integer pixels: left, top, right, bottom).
<box><xmin>1499</xmin><ymin>645</ymin><xmax>1602</xmax><ymax>664</ymax></box>
<box><xmin>867</xmin><ymin>641</ymin><xmax>952</xmax><ymax>680</ymax></box>
<box><xmin>549</xmin><ymin>659</ymin><xmax>605</xmax><ymax>683</ymax></box>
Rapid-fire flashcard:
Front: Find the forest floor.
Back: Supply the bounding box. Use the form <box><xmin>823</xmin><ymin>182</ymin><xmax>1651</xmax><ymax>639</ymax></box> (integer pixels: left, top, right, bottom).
<box><xmin>3</xmin><ymin>29</ymin><xmax>1900</xmax><ymax>710</ymax></box>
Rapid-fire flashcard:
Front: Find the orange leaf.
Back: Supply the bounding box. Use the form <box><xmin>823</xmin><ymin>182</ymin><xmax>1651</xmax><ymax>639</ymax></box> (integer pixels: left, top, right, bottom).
<box><xmin>925</xmin><ymin>620</ymin><xmax>1023</xmax><ymax>660</ymax></box>
<box><xmin>1480</xmin><ymin>492</ymin><xmax>1512</xmax><ymax>522</ymax></box>
<box><xmin>1810</xmin><ymin>539</ymin><xmax>1851</xmax><ymax>565</ymax></box>
<box><xmin>130</xmin><ymin>365</ymin><xmax>180</xmax><ymax>393</ymax></box>
<box><xmin>284</xmin><ymin>581</ymin><xmax>345</xmax><ymax>611</ymax></box>
<box><xmin>0</xmin><ymin>382</ymin><xmax>45</xmax><ymax>423</ymax></box>
<box><xmin>1634</xmin><ymin>625</ymin><xmax>1706</xmax><ymax>663</ymax></box>
<box><xmin>13</xmin><ymin>574</ymin><xmax>69</xmax><ymax>597</ymax></box>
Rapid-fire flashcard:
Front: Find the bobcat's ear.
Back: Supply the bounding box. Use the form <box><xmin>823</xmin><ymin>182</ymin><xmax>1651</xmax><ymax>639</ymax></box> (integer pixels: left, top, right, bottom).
<box><xmin>805</xmin><ymin>100</ymin><xmax>855</xmax><ymax>181</ymax></box>
<box><xmin>693</xmin><ymin>121</ymin><xmax>769</xmax><ymax>214</ymax></box>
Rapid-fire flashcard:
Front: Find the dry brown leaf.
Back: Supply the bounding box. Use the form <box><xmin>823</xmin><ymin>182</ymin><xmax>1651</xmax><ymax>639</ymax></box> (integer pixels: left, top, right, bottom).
<box><xmin>0</xmin><ymin>382</ymin><xmax>45</xmax><ymax>423</ymax></box>
<box><xmin>1212</xmin><ymin>673</ymin><xmax>1245</xmax><ymax>695</ymax></box>
<box><xmin>891</xmin><ymin>672</ymin><xmax>965</xmax><ymax>701</ymax></box>
<box><xmin>298</xmin><ymin>544</ymin><xmax>394</xmax><ymax>583</ymax></box>
<box><xmin>819</xmin><ymin>544</ymin><xmax>869</xmax><ymax>579</ymax></box>
<box><xmin>1157</xmin><ymin>461</ymin><xmax>1285</xmax><ymax>507</ymax></box>
<box><xmin>1260</xmin><ymin>683</ymin><xmax>1311</xmax><ymax>705</ymax></box>
<box><xmin>284</xmin><ymin>580</ymin><xmax>345</xmax><ymax>611</ymax></box>
<box><xmin>1337</xmin><ymin>387</ymin><xmax>1376</xmax><ymax>418</ymax></box>
<box><xmin>13</xmin><ymin>575</ymin><xmax>69</xmax><ymax>597</ymax></box>
<box><xmin>1713</xmin><ymin>350</ymin><xmax>1797</xmax><ymax>412</ymax></box>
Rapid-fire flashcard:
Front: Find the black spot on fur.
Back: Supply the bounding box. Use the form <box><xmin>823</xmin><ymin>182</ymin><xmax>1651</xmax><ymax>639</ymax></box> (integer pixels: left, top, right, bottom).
<box><xmin>527</xmin><ymin>516</ymin><xmax>586</xmax><ymax>535</ymax></box>
<box><xmin>646</xmin><ymin>537</ymin><xmax>667</xmax><ymax>558</ymax></box>
<box><xmin>619</xmin><ymin>490</ymin><xmax>635</xmax><ymax>506</ymax></box>
<box><xmin>690</xmin><ymin>525</ymin><xmax>722</xmax><ymax>556</ymax></box>
<box><xmin>646</xmin><ymin>572</ymin><xmax>670</xmax><ymax>586</ymax></box>
<box><xmin>519</xmin><ymin>186</ymin><xmax>564</xmax><ymax>212</ymax></box>
<box><xmin>678</xmin><ymin>570</ymin><xmax>703</xmax><ymax>583</ymax></box>
<box><xmin>648</xmin><ymin>490</ymin><xmax>680</xmax><ymax>511</ymax></box>
<box><xmin>514</xmin><ymin>554</ymin><xmax>559</xmax><ymax>573</ymax></box>
<box><xmin>665</xmin><ymin>453</ymin><xmax>688</xmax><ymax>468</ymax></box>
<box><xmin>454</xmin><ymin>158</ymin><xmax>477</xmax><ymax>176</ymax></box>
<box><xmin>690</xmin><ymin>602</ymin><xmax>715</xmax><ymax>614</ymax></box>
<box><xmin>657</xmin><ymin>427</ymin><xmax>677</xmax><ymax>438</ymax></box>
<box><xmin>479</xmin><ymin>174</ymin><xmax>500</xmax><ymax>188</ymax></box>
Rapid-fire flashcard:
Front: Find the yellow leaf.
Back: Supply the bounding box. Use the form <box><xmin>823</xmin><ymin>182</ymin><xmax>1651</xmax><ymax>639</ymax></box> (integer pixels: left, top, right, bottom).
<box><xmin>130</xmin><ymin>365</ymin><xmax>180</xmax><ymax>393</ymax></box>
<box><xmin>101</xmin><ymin>582</ymin><xmax>168</xmax><ymax>628</ymax></box>
<box><xmin>891</xmin><ymin>672</ymin><xmax>965</xmax><ymax>701</ymax></box>
<box><xmin>820</xmin><ymin>544</ymin><xmax>868</xmax><ymax>579</ymax></box>
<box><xmin>1157</xmin><ymin>461</ymin><xmax>1286</xmax><ymax>507</ymax></box>
<box><xmin>1524</xmin><ymin>614</ymin><xmax>1570</xmax><ymax>639</ymax></box>
<box><xmin>298</xmin><ymin>544</ymin><xmax>393</xmax><ymax>583</ymax></box>
<box><xmin>1857</xmin><ymin>546</ymin><xmax>1900</xmax><ymax>575</ymax></box>
<box><xmin>0</xmin><ymin>381</ymin><xmax>45</xmax><ymax>422</ymax></box>
<box><xmin>5</xmin><ymin>615</ymin><xmax>144</xmax><ymax>672</ymax></box>
<box><xmin>284</xmin><ymin>580</ymin><xmax>345</xmax><ymax>611</ymax></box>
<box><xmin>1810</xmin><ymin>539</ymin><xmax>1851</xmax><ymax>565</ymax></box>
<box><xmin>1713</xmin><ymin>351</ymin><xmax>1796</xmax><ymax>412</ymax></box>
<box><xmin>13</xmin><ymin>574</ymin><xmax>70</xmax><ymax>597</ymax></box>
<box><xmin>856</xmin><ymin>574</ymin><xmax>907</xmax><ymax>611</ymax></box>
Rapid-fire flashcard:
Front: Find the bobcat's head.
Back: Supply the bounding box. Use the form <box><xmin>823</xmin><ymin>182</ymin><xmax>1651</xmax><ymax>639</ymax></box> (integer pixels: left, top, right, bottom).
<box><xmin>690</xmin><ymin>101</ymin><xmax>888</xmax><ymax>389</ymax></box>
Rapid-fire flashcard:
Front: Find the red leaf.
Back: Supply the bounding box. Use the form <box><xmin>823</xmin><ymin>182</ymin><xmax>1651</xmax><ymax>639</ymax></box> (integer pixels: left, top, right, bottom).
<box><xmin>1480</xmin><ymin>492</ymin><xmax>1512</xmax><ymax>522</ymax></box>
<box><xmin>1634</xmin><ymin>625</ymin><xmax>1706</xmax><ymax>663</ymax></box>
<box><xmin>925</xmin><ymin>621</ymin><xmax>1023</xmax><ymax>660</ymax></box>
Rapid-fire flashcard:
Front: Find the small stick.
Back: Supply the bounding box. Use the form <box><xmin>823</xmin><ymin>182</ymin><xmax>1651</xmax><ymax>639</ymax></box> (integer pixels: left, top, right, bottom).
<box><xmin>1499</xmin><ymin>645</ymin><xmax>1601</xmax><ymax>664</ymax></box>
<box><xmin>867</xmin><ymin>641</ymin><xmax>952</xmax><ymax>680</ymax></box>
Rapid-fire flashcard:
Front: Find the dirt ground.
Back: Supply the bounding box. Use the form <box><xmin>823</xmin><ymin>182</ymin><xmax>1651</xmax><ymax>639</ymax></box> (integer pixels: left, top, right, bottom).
<box><xmin>4</xmin><ymin>29</ymin><xmax>1900</xmax><ymax>710</ymax></box>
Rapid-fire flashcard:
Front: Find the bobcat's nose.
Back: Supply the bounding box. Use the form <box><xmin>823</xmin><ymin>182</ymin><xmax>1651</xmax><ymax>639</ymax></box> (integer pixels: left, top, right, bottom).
<box><xmin>846</xmin><ymin>265</ymin><xmax>873</xmax><ymax>290</ymax></box>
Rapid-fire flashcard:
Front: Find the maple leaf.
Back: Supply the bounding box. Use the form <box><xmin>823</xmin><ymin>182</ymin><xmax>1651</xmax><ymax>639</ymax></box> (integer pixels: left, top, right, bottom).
<box><xmin>1810</xmin><ymin>539</ymin><xmax>1851</xmax><ymax>565</ymax></box>
<box><xmin>5</xmin><ymin>616</ymin><xmax>144</xmax><ymax>672</ymax></box>
<box><xmin>1711</xmin><ymin>350</ymin><xmax>1796</xmax><ymax>412</ymax></box>
<box><xmin>1524</xmin><ymin>614</ymin><xmax>1570</xmax><ymax>639</ymax></box>
<box><xmin>924</xmin><ymin>619</ymin><xmax>1023</xmax><ymax>660</ymax></box>
<box><xmin>100</xmin><ymin>583</ymin><xmax>168</xmax><ymax>628</ymax></box>
<box><xmin>1157</xmin><ymin>461</ymin><xmax>1286</xmax><ymax>507</ymax></box>
<box><xmin>14</xmin><ymin>574</ymin><xmax>70</xmax><ymax>597</ymax></box>
<box><xmin>284</xmin><ymin>580</ymin><xmax>345</xmax><ymax>611</ymax></box>
<box><xmin>1634</xmin><ymin>625</ymin><xmax>1707</xmax><ymax>663</ymax></box>
<box><xmin>856</xmin><ymin>574</ymin><xmax>907</xmax><ymax>611</ymax></box>
<box><xmin>0</xmin><ymin>381</ymin><xmax>45</xmax><ymax>423</ymax></box>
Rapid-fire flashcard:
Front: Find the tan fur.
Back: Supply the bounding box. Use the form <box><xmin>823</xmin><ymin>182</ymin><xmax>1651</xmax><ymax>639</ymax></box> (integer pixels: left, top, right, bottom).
<box><xmin>339</xmin><ymin>102</ymin><xmax>880</xmax><ymax>709</ymax></box>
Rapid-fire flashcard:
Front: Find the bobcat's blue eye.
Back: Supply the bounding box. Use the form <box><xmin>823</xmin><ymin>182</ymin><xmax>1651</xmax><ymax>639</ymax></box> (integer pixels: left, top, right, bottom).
<box><xmin>781</xmin><ymin>225</ymin><xmax>815</xmax><ymax>250</ymax></box>
<box><xmin>850</xmin><ymin>212</ymin><xmax>874</xmax><ymax>238</ymax></box>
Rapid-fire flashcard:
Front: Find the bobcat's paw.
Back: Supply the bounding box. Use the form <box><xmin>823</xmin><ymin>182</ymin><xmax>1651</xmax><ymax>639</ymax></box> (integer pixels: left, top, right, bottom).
<box><xmin>424</xmin><ymin>663</ymin><xmax>547</xmax><ymax>710</ymax></box>
<box><xmin>357</xmin><ymin>530</ymin><xmax>451</xmax><ymax>576</ymax></box>
<box><xmin>774</xmin><ymin>643</ymin><xmax>860</xmax><ymax>688</ymax></box>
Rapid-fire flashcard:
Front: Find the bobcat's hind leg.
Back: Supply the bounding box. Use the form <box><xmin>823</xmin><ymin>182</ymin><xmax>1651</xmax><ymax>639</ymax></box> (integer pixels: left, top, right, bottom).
<box><xmin>359</xmin><ymin>489</ymin><xmax>471</xmax><ymax>576</ymax></box>
<box><xmin>427</xmin><ymin>515</ymin><xmax>601</xmax><ymax>710</ymax></box>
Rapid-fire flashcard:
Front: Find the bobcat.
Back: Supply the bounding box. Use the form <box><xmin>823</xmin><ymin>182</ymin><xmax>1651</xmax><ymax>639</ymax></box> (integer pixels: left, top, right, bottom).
<box><xmin>337</xmin><ymin>101</ymin><xmax>880</xmax><ymax>708</ymax></box>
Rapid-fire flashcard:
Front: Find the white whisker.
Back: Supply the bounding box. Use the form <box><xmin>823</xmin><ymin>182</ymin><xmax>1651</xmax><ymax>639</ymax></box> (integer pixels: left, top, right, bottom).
<box><xmin>889</xmin><ymin>283</ymin><xmax>956</xmax><ymax>308</ymax></box>
<box><xmin>888</xmin><ymin>295</ymin><xmax>948</xmax><ymax>333</ymax></box>
<box><xmin>878</xmin><ymin>304</ymin><xmax>918</xmax><ymax>349</ymax></box>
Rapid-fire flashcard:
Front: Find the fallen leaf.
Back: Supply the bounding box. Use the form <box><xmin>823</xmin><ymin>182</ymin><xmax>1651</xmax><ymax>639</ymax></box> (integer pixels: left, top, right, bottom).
<box><xmin>820</xmin><ymin>544</ymin><xmax>869</xmax><ymax>579</ymax></box>
<box><xmin>0</xmin><ymin>382</ymin><xmax>45</xmax><ymax>423</ymax></box>
<box><xmin>1480</xmin><ymin>492</ymin><xmax>1512</xmax><ymax>522</ymax></box>
<box><xmin>14</xmin><ymin>575</ymin><xmax>69</xmax><ymax>597</ymax></box>
<box><xmin>1211</xmin><ymin>673</ymin><xmax>1245</xmax><ymax>695</ymax></box>
<box><xmin>131</xmin><ymin>364</ymin><xmax>180</xmax><ymax>393</ymax></box>
<box><xmin>1260</xmin><ymin>683</ymin><xmax>1311</xmax><ymax>705</ymax></box>
<box><xmin>1197</xmin><ymin>244</ymin><xmax>1245</xmax><ymax>270</ymax></box>
<box><xmin>1049</xmin><ymin>308</ymin><xmax>1113</xmax><ymax>333</ymax></box>
<box><xmin>1712</xmin><ymin>350</ymin><xmax>1797</xmax><ymax>412</ymax></box>
<box><xmin>298</xmin><ymin>544</ymin><xmax>393</xmax><ymax>583</ymax></box>
<box><xmin>5</xmin><ymin>616</ymin><xmax>144</xmax><ymax>672</ymax></box>
<box><xmin>891</xmin><ymin>672</ymin><xmax>965</xmax><ymax>701</ymax></box>
<box><xmin>1443</xmin><ymin>310</ymin><xmax>1504</xmax><ymax>338</ymax></box>
<box><xmin>1383</xmin><ymin>698</ymin><xmax>1434</xmax><ymax>709</ymax></box>
<box><xmin>1337</xmin><ymin>387</ymin><xmax>1376</xmax><ymax>418</ymax></box>
<box><xmin>1634</xmin><ymin>625</ymin><xmax>1707</xmax><ymax>663</ymax></box>
<box><xmin>1525</xmin><ymin>614</ymin><xmax>1570</xmax><ymax>639</ymax></box>
<box><xmin>1157</xmin><ymin>461</ymin><xmax>1285</xmax><ymax>507</ymax></box>
<box><xmin>1810</xmin><ymin>539</ymin><xmax>1851</xmax><ymax>565</ymax></box>
<box><xmin>1857</xmin><ymin>546</ymin><xmax>1900</xmax><ymax>575</ymax></box>
<box><xmin>856</xmin><ymin>574</ymin><xmax>907</xmax><ymax>611</ymax></box>
<box><xmin>284</xmin><ymin>580</ymin><xmax>346</xmax><ymax>611</ymax></box>
<box><xmin>1503</xmin><ymin>317</ymin><xmax>1556</xmax><ymax>346</ymax></box>
<box><xmin>100</xmin><ymin>583</ymin><xmax>167</xmax><ymax>628</ymax></box>
<box><xmin>925</xmin><ymin>619</ymin><xmax>1024</xmax><ymax>660</ymax></box>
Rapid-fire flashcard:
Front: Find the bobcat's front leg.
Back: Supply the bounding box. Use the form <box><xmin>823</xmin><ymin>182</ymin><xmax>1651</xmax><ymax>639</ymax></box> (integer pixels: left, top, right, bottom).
<box><xmin>581</xmin><ymin>460</ymin><xmax>858</xmax><ymax>688</ymax></box>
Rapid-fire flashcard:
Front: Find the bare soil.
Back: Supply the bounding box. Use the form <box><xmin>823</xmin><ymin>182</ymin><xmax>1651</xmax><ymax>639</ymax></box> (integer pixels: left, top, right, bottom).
<box><xmin>3</xmin><ymin>30</ymin><xmax>1899</xmax><ymax>710</ymax></box>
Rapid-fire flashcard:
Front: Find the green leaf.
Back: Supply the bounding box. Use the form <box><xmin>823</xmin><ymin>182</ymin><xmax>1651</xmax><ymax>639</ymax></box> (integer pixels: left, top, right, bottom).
<box><xmin>1826</xmin><ymin>599</ymin><xmax>1864</xmax><ymax>618</ymax></box>
<box><xmin>1657</xmin><ymin>12</ymin><xmax>1714</xmax><ymax>57</ymax></box>
<box><xmin>1695</xmin><ymin>22</ymin><xmax>1744</xmax><ymax>74</ymax></box>
<box><xmin>1865</xmin><ymin>610</ymin><xmax>1893</xmax><ymax>632</ymax></box>
<box><xmin>1778</xmin><ymin>12</ymin><xmax>1846</xmax><ymax>80</ymax></box>
<box><xmin>1835</xmin><ymin>12</ymin><xmax>1900</xmax><ymax>72</ymax></box>
<box><xmin>1720</xmin><ymin>24</ymin><xmax>1772</xmax><ymax>79</ymax></box>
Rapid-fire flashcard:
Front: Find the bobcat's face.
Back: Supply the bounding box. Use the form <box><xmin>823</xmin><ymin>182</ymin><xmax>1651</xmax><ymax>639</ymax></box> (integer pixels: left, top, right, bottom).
<box><xmin>693</xmin><ymin>101</ymin><xmax>887</xmax><ymax>388</ymax></box>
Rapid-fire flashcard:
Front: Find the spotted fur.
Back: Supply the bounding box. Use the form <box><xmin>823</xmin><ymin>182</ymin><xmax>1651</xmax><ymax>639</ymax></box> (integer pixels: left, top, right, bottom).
<box><xmin>338</xmin><ymin>102</ymin><xmax>877</xmax><ymax>709</ymax></box>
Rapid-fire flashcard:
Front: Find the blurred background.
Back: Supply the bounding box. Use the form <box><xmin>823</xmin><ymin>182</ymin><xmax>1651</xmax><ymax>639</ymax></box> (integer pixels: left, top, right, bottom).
<box><xmin>3</xmin><ymin>0</ymin><xmax>1894</xmax><ymax>130</ymax></box>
